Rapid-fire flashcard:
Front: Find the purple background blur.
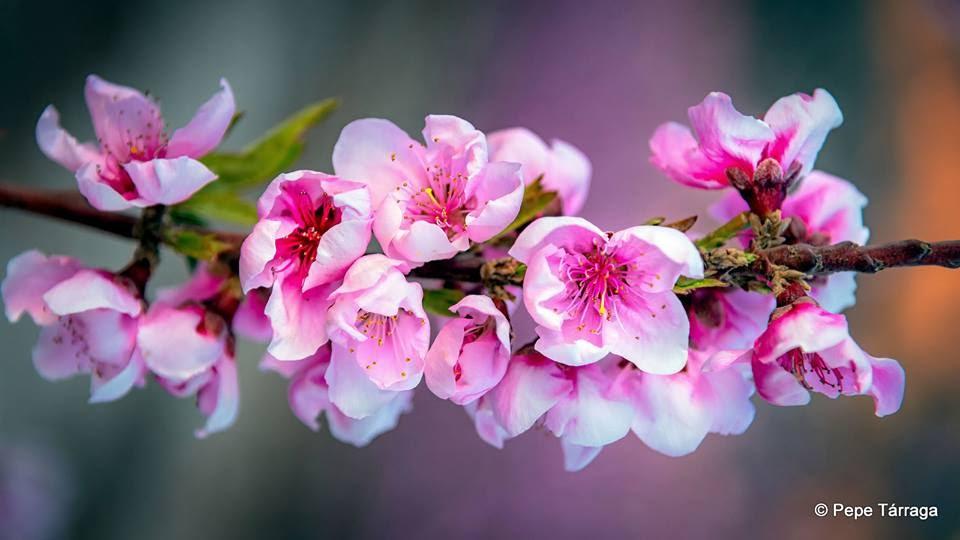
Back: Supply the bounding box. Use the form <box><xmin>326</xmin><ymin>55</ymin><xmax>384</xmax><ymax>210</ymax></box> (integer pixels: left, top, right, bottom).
<box><xmin>1</xmin><ymin>1</ymin><xmax>959</xmax><ymax>538</ymax></box>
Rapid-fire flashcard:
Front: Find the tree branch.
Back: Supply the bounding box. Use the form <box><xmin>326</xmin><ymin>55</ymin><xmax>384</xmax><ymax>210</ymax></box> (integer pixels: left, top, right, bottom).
<box><xmin>761</xmin><ymin>240</ymin><xmax>960</xmax><ymax>273</ymax></box>
<box><xmin>2</xmin><ymin>183</ymin><xmax>959</xmax><ymax>284</ymax></box>
<box><xmin>0</xmin><ymin>182</ymin><xmax>246</xmax><ymax>246</ymax></box>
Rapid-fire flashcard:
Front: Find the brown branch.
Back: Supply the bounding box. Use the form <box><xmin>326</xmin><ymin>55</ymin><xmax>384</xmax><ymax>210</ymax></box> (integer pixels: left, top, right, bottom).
<box><xmin>2</xmin><ymin>182</ymin><xmax>959</xmax><ymax>283</ymax></box>
<box><xmin>0</xmin><ymin>182</ymin><xmax>246</xmax><ymax>246</ymax></box>
<box><xmin>761</xmin><ymin>240</ymin><xmax>960</xmax><ymax>274</ymax></box>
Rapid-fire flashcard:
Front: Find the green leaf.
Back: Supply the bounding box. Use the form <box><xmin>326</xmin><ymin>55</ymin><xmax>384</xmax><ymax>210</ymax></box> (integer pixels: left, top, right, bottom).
<box><xmin>695</xmin><ymin>211</ymin><xmax>750</xmax><ymax>250</ymax></box>
<box><xmin>487</xmin><ymin>177</ymin><xmax>558</xmax><ymax>243</ymax></box>
<box><xmin>672</xmin><ymin>276</ymin><xmax>729</xmax><ymax>294</ymax></box>
<box><xmin>422</xmin><ymin>288</ymin><xmax>466</xmax><ymax>316</ymax></box>
<box><xmin>175</xmin><ymin>190</ymin><xmax>258</xmax><ymax>226</ymax></box>
<box><xmin>164</xmin><ymin>229</ymin><xmax>231</xmax><ymax>262</ymax></box>
<box><xmin>200</xmin><ymin>98</ymin><xmax>338</xmax><ymax>191</ymax></box>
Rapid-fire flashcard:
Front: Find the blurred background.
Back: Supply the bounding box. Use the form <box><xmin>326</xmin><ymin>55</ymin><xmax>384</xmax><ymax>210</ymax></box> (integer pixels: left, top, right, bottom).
<box><xmin>1</xmin><ymin>0</ymin><xmax>959</xmax><ymax>538</ymax></box>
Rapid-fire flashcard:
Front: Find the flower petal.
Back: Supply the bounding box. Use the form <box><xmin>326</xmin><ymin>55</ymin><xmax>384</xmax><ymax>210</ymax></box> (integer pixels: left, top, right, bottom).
<box><xmin>326</xmin><ymin>390</ymin><xmax>412</xmax><ymax>447</ymax></box>
<box><xmin>509</xmin><ymin>216</ymin><xmax>604</xmax><ymax>263</ymax></box>
<box><xmin>489</xmin><ymin>353</ymin><xmax>573</xmax><ymax>437</ymax></box>
<box><xmin>763</xmin><ymin>89</ymin><xmax>843</xmax><ymax>177</ymax></box>
<box><xmin>867</xmin><ymin>356</ymin><xmax>905</xmax><ymax>417</ymax></box>
<box><xmin>465</xmin><ymin>162</ymin><xmax>524</xmax><ymax>242</ymax></box>
<box><xmin>138</xmin><ymin>306</ymin><xmax>224</xmax><ymax>381</ymax></box>
<box><xmin>610</xmin><ymin>226</ymin><xmax>704</xmax><ymax>291</ymax></box>
<box><xmin>324</xmin><ymin>344</ymin><xmax>400</xmax><ymax>419</ymax></box>
<box><xmin>84</xmin><ymin>75</ymin><xmax>165</xmax><ymax>162</ymax></box>
<box><xmin>123</xmin><ymin>157</ymin><xmax>217</xmax><ymax>206</ymax></box>
<box><xmin>332</xmin><ymin>118</ymin><xmax>425</xmax><ymax>208</ymax></box>
<box><xmin>2</xmin><ymin>250</ymin><xmax>82</xmax><ymax>324</ymax></box>
<box><xmin>36</xmin><ymin>105</ymin><xmax>100</xmax><ymax>171</ymax></box>
<box><xmin>42</xmin><ymin>269</ymin><xmax>141</xmax><ymax>317</ymax></box>
<box><xmin>604</xmin><ymin>291</ymin><xmax>690</xmax><ymax>375</ymax></box>
<box><xmin>544</xmin><ymin>362</ymin><xmax>633</xmax><ymax>447</ymax></box>
<box><xmin>195</xmin><ymin>355</ymin><xmax>239</xmax><ymax>438</ymax></box>
<box><xmin>264</xmin><ymin>278</ymin><xmax>335</xmax><ymax>361</ymax></box>
<box><xmin>560</xmin><ymin>440</ymin><xmax>603</xmax><ymax>472</ymax></box>
<box><xmin>166</xmin><ymin>78</ymin><xmax>236</xmax><ymax>158</ymax></box>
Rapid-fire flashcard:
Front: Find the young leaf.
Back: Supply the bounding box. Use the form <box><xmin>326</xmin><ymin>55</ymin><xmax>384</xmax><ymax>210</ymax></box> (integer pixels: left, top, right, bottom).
<box><xmin>422</xmin><ymin>288</ymin><xmax>466</xmax><ymax>316</ymax></box>
<box><xmin>200</xmin><ymin>98</ymin><xmax>338</xmax><ymax>191</ymax></box>
<box><xmin>695</xmin><ymin>211</ymin><xmax>750</xmax><ymax>250</ymax></box>
<box><xmin>175</xmin><ymin>190</ymin><xmax>258</xmax><ymax>226</ymax></box>
<box><xmin>164</xmin><ymin>229</ymin><xmax>231</xmax><ymax>262</ymax></box>
<box><xmin>487</xmin><ymin>177</ymin><xmax>557</xmax><ymax>243</ymax></box>
<box><xmin>672</xmin><ymin>276</ymin><xmax>729</xmax><ymax>294</ymax></box>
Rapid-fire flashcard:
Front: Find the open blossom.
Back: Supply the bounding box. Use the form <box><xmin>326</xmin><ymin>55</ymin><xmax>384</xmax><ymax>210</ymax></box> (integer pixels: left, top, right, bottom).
<box><xmin>509</xmin><ymin>217</ymin><xmax>703</xmax><ymax>370</ymax></box>
<box><xmin>488</xmin><ymin>127</ymin><xmax>591</xmax><ymax>215</ymax></box>
<box><xmin>688</xmin><ymin>288</ymin><xmax>776</xmax><ymax>351</ymax></box>
<box><xmin>261</xmin><ymin>345</ymin><xmax>412</xmax><ymax>447</ymax></box>
<box><xmin>324</xmin><ymin>255</ymin><xmax>429</xmax><ymax>417</ymax></box>
<box><xmin>37</xmin><ymin>75</ymin><xmax>235</xmax><ymax>211</ymax></box>
<box><xmin>478</xmin><ymin>351</ymin><xmax>634</xmax><ymax>472</ymax></box>
<box><xmin>424</xmin><ymin>295</ymin><xmax>511</xmax><ymax>405</ymax></box>
<box><xmin>333</xmin><ymin>115</ymin><xmax>524</xmax><ymax>266</ymax></box>
<box><xmin>743</xmin><ymin>301</ymin><xmax>905</xmax><ymax>416</ymax></box>
<box><xmin>650</xmin><ymin>89</ymin><xmax>842</xmax><ymax>189</ymax></box>
<box><xmin>2</xmin><ymin>251</ymin><xmax>145</xmax><ymax>403</ymax></box>
<box><xmin>139</xmin><ymin>277</ymin><xmax>239</xmax><ymax>438</ymax></box>
<box><xmin>613</xmin><ymin>349</ymin><xmax>755</xmax><ymax>457</ymax></box>
<box><xmin>240</xmin><ymin>170</ymin><xmax>372</xmax><ymax>360</ymax></box>
<box><xmin>712</xmin><ymin>171</ymin><xmax>869</xmax><ymax>312</ymax></box>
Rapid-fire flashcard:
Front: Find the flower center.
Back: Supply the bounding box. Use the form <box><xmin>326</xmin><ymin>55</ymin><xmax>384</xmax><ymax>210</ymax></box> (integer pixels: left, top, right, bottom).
<box><xmin>273</xmin><ymin>190</ymin><xmax>342</xmax><ymax>279</ymax></box>
<box><xmin>779</xmin><ymin>349</ymin><xmax>844</xmax><ymax>391</ymax></box>
<box><xmin>555</xmin><ymin>239</ymin><xmax>642</xmax><ymax>332</ymax></box>
<box><xmin>355</xmin><ymin>310</ymin><xmax>402</xmax><ymax>346</ymax></box>
<box><xmin>403</xmin><ymin>162</ymin><xmax>469</xmax><ymax>239</ymax></box>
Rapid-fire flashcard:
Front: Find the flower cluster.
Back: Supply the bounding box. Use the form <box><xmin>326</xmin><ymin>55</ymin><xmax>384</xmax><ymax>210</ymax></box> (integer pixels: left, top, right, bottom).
<box><xmin>2</xmin><ymin>78</ymin><xmax>907</xmax><ymax>470</ymax></box>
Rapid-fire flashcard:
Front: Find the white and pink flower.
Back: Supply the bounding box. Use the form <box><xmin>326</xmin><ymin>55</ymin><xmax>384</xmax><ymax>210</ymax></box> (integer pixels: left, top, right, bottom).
<box><xmin>711</xmin><ymin>170</ymin><xmax>869</xmax><ymax>312</ymax></box>
<box><xmin>424</xmin><ymin>294</ymin><xmax>511</xmax><ymax>405</ymax></box>
<box><xmin>509</xmin><ymin>217</ymin><xmax>703</xmax><ymax>370</ymax></box>
<box><xmin>240</xmin><ymin>170</ymin><xmax>372</xmax><ymax>360</ymax></box>
<box><xmin>745</xmin><ymin>301</ymin><xmax>904</xmax><ymax>415</ymax></box>
<box><xmin>488</xmin><ymin>127</ymin><xmax>591</xmax><ymax>215</ymax></box>
<box><xmin>613</xmin><ymin>349</ymin><xmax>755</xmax><ymax>457</ymax></box>
<box><xmin>688</xmin><ymin>287</ymin><xmax>776</xmax><ymax>351</ymax></box>
<box><xmin>476</xmin><ymin>351</ymin><xmax>634</xmax><ymax>472</ymax></box>
<box><xmin>650</xmin><ymin>89</ymin><xmax>842</xmax><ymax>190</ymax></box>
<box><xmin>261</xmin><ymin>345</ymin><xmax>412</xmax><ymax>447</ymax></box>
<box><xmin>1</xmin><ymin>250</ymin><xmax>145</xmax><ymax>403</ymax></box>
<box><xmin>140</xmin><ymin>274</ymin><xmax>240</xmax><ymax>438</ymax></box>
<box><xmin>333</xmin><ymin>115</ymin><xmax>524</xmax><ymax>266</ymax></box>
<box><xmin>324</xmin><ymin>255</ymin><xmax>429</xmax><ymax>418</ymax></box>
<box><xmin>37</xmin><ymin>75</ymin><xmax>235</xmax><ymax>210</ymax></box>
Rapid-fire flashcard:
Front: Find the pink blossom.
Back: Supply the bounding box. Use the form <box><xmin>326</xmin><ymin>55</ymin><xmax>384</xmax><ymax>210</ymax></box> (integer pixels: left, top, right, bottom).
<box><xmin>140</xmin><ymin>278</ymin><xmax>239</xmax><ymax>438</ymax></box>
<box><xmin>650</xmin><ymin>89</ymin><xmax>841</xmax><ymax>189</ymax></box>
<box><xmin>488</xmin><ymin>127</ymin><xmax>591</xmax><ymax>215</ymax></box>
<box><xmin>688</xmin><ymin>288</ymin><xmax>775</xmax><ymax>351</ymax></box>
<box><xmin>746</xmin><ymin>301</ymin><xmax>904</xmax><ymax>416</ymax></box>
<box><xmin>509</xmin><ymin>217</ymin><xmax>703</xmax><ymax>370</ymax></box>
<box><xmin>478</xmin><ymin>351</ymin><xmax>634</xmax><ymax>472</ymax></box>
<box><xmin>612</xmin><ymin>349</ymin><xmax>755</xmax><ymax>457</ymax></box>
<box><xmin>424</xmin><ymin>295</ymin><xmax>511</xmax><ymax>405</ymax></box>
<box><xmin>261</xmin><ymin>345</ymin><xmax>412</xmax><ymax>447</ymax></box>
<box><xmin>159</xmin><ymin>263</ymin><xmax>271</xmax><ymax>343</ymax></box>
<box><xmin>1</xmin><ymin>250</ymin><xmax>144</xmax><ymax>403</ymax></box>
<box><xmin>240</xmin><ymin>170</ymin><xmax>372</xmax><ymax>360</ymax></box>
<box><xmin>333</xmin><ymin>115</ymin><xmax>524</xmax><ymax>266</ymax></box>
<box><xmin>325</xmin><ymin>255</ymin><xmax>430</xmax><ymax>412</ymax></box>
<box><xmin>37</xmin><ymin>75</ymin><xmax>234</xmax><ymax>210</ymax></box>
<box><xmin>711</xmin><ymin>170</ymin><xmax>869</xmax><ymax>311</ymax></box>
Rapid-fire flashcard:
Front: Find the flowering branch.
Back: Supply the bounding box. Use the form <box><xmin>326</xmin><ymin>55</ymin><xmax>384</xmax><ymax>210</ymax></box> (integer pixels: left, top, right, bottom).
<box><xmin>2</xmin><ymin>182</ymin><xmax>958</xmax><ymax>285</ymax></box>
<box><xmin>4</xmin><ymin>78</ymin><xmax>956</xmax><ymax>469</ymax></box>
